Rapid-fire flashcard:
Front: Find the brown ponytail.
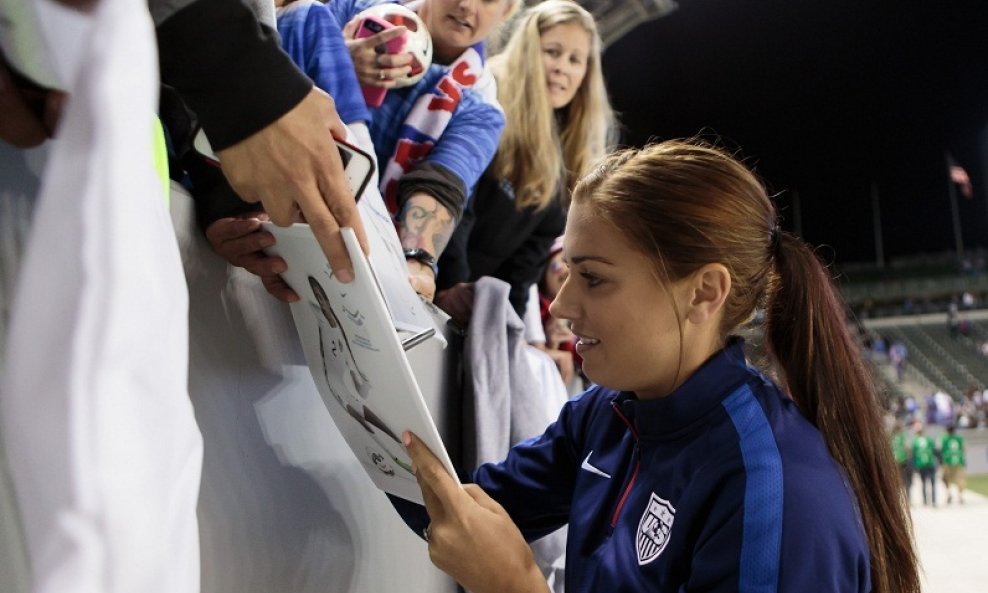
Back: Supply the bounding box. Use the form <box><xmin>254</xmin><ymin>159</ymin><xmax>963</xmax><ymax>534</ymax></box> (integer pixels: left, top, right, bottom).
<box><xmin>766</xmin><ymin>235</ymin><xmax>919</xmax><ymax>593</ymax></box>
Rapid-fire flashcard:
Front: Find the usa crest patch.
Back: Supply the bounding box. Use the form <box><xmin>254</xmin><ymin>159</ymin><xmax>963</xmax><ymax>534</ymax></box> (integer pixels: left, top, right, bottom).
<box><xmin>636</xmin><ymin>492</ymin><xmax>676</xmax><ymax>565</ymax></box>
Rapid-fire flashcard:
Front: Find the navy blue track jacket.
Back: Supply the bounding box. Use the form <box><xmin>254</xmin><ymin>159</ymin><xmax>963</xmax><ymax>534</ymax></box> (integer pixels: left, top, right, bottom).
<box><xmin>401</xmin><ymin>339</ymin><xmax>872</xmax><ymax>592</ymax></box>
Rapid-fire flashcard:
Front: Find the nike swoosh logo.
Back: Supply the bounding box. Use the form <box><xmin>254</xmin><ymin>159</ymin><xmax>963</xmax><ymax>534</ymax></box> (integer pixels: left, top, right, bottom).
<box><xmin>581</xmin><ymin>451</ymin><xmax>611</xmax><ymax>479</ymax></box>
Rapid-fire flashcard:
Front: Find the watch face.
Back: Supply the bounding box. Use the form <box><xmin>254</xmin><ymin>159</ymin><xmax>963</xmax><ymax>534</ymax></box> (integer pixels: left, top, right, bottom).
<box><xmin>403</xmin><ymin>248</ymin><xmax>436</xmax><ymax>265</ymax></box>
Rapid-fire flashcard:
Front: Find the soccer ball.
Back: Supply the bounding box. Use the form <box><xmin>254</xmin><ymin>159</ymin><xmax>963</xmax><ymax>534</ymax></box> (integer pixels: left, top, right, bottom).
<box><xmin>353</xmin><ymin>4</ymin><xmax>433</xmax><ymax>88</ymax></box>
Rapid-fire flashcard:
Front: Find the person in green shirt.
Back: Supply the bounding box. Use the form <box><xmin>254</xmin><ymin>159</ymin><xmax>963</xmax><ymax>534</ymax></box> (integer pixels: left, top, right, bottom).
<box><xmin>939</xmin><ymin>424</ymin><xmax>966</xmax><ymax>504</ymax></box>
<box><xmin>891</xmin><ymin>421</ymin><xmax>912</xmax><ymax>496</ymax></box>
<box><xmin>911</xmin><ymin>423</ymin><xmax>938</xmax><ymax>506</ymax></box>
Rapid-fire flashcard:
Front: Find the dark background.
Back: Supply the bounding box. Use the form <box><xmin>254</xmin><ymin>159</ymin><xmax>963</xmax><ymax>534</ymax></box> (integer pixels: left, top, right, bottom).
<box><xmin>601</xmin><ymin>0</ymin><xmax>988</xmax><ymax>265</ymax></box>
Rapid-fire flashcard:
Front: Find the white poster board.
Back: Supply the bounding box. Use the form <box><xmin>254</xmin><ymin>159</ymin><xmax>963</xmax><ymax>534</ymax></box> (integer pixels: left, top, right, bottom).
<box><xmin>264</xmin><ymin>225</ymin><xmax>458</xmax><ymax>503</ymax></box>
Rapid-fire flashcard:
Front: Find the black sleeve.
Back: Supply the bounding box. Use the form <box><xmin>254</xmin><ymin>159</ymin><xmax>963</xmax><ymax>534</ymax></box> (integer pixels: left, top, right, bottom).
<box><xmin>436</xmin><ymin>204</ymin><xmax>476</xmax><ymax>291</ymax></box>
<box><xmin>396</xmin><ymin>161</ymin><xmax>467</xmax><ymax>222</ymax></box>
<box><xmin>155</xmin><ymin>0</ymin><xmax>313</xmax><ymax>151</ymax></box>
<box><xmin>385</xmin><ymin>494</ymin><xmax>430</xmax><ymax>540</ymax></box>
<box><xmin>497</xmin><ymin>199</ymin><xmax>566</xmax><ymax>317</ymax></box>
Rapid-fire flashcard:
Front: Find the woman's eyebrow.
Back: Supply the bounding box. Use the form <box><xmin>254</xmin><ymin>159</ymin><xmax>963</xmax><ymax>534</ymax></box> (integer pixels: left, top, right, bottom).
<box><xmin>568</xmin><ymin>255</ymin><xmax>615</xmax><ymax>266</ymax></box>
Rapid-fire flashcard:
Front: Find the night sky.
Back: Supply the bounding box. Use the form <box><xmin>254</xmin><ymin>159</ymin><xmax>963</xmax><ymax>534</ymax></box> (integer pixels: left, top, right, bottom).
<box><xmin>601</xmin><ymin>0</ymin><xmax>988</xmax><ymax>265</ymax></box>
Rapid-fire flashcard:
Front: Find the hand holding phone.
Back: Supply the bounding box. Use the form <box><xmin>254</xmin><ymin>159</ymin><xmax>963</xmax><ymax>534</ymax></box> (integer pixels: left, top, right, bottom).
<box><xmin>353</xmin><ymin>15</ymin><xmax>406</xmax><ymax>107</ymax></box>
<box><xmin>355</xmin><ymin>15</ymin><xmax>407</xmax><ymax>53</ymax></box>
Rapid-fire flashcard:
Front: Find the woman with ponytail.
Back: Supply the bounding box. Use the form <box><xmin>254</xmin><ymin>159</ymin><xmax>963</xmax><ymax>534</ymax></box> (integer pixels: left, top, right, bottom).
<box><xmin>398</xmin><ymin>138</ymin><xmax>919</xmax><ymax>593</ymax></box>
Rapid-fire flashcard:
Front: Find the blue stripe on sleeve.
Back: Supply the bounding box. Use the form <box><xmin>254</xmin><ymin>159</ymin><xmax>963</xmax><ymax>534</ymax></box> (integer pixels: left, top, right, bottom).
<box><xmin>722</xmin><ymin>385</ymin><xmax>783</xmax><ymax>593</ymax></box>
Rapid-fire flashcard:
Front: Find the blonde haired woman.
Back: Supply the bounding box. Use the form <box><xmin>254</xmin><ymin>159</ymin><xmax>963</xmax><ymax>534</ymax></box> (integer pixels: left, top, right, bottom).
<box><xmin>436</xmin><ymin>0</ymin><xmax>616</xmax><ymax>318</ymax></box>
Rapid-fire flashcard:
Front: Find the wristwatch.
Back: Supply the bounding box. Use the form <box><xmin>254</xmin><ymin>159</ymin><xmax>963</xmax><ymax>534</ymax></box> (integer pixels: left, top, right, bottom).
<box><xmin>403</xmin><ymin>247</ymin><xmax>438</xmax><ymax>276</ymax></box>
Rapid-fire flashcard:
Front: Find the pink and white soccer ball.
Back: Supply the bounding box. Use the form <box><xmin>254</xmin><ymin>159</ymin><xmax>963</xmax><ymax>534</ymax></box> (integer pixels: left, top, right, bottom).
<box><xmin>355</xmin><ymin>3</ymin><xmax>433</xmax><ymax>88</ymax></box>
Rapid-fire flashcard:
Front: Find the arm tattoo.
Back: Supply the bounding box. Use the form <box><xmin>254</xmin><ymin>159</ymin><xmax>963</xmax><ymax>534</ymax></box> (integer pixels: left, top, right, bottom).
<box><xmin>399</xmin><ymin>195</ymin><xmax>455</xmax><ymax>255</ymax></box>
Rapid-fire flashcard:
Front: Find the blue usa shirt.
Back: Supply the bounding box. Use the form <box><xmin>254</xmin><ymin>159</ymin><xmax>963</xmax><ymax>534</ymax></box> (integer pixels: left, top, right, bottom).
<box><xmin>398</xmin><ymin>338</ymin><xmax>872</xmax><ymax>592</ymax></box>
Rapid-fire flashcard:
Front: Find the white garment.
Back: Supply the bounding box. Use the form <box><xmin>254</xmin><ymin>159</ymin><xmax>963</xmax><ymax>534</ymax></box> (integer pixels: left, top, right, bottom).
<box><xmin>463</xmin><ymin>278</ymin><xmax>551</xmax><ymax>468</ymax></box>
<box><xmin>523</xmin><ymin>283</ymin><xmax>546</xmax><ymax>345</ymax></box>
<box><xmin>524</xmin><ymin>347</ymin><xmax>570</xmax><ymax>425</ymax></box>
<box><xmin>0</xmin><ymin>2</ymin><xmax>202</xmax><ymax>593</ymax></box>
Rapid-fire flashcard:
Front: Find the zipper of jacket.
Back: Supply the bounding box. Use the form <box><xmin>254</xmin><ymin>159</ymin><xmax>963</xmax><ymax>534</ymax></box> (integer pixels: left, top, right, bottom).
<box><xmin>610</xmin><ymin>401</ymin><xmax>641</xmax><ymax>527</ymax></box>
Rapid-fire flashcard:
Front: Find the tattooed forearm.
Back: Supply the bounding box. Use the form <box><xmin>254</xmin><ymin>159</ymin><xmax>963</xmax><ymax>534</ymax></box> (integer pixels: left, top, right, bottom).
<box><xmin>404</xmin><ymin>201</ymin><xmax>440</xmax><ymax>235</ymax></box>
<box><xmin>399</xmin><ymin>192</ymin><xmax>455</xmax><ymax>256</ymax></box>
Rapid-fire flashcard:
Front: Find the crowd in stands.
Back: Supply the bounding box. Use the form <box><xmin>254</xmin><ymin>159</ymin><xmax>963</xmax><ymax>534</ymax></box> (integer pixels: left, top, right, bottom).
<box><xmin>887</xmin><ymin>389</ymin><xmax>988</xmax><ymax>430</ymax></box>
<box><xmin>856</xmin><ymin>297</ymin><xmax>988</xmax><ymax>429</ymax></box>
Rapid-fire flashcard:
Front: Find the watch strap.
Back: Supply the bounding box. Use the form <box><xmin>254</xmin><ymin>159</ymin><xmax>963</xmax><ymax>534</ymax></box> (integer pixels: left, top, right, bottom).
<box><xmin>403</xmin><ymin>248</ymin><xmax>438</xmax><ymax>276</ymax></box>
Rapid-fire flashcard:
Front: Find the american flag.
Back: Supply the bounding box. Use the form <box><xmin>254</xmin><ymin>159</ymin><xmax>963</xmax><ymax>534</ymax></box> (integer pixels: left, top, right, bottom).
<box><xmin>950</xmin><ymin>165</ymin><xmax>973</xmax><ymax>199</ymax></box>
